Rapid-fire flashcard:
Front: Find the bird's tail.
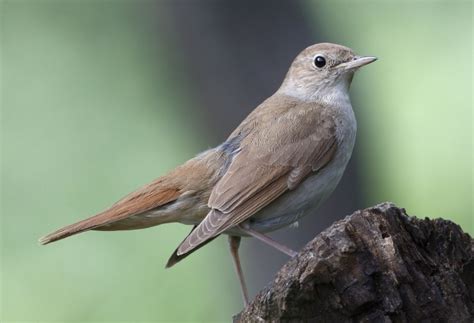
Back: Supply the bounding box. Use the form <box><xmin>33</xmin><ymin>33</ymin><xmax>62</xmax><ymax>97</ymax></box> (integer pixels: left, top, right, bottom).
<box><xmin>38</xmin><ymin>211</ymin><xmax>114</xmax><ymax>245</ymax></box>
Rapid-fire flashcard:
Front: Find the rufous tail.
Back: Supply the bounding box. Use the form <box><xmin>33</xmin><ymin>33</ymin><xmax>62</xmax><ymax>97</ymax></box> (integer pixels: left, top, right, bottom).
<box><xmin>38</xmin><ymin>211</ymin><xmax>113</xmax><ymax>245</ymax></box>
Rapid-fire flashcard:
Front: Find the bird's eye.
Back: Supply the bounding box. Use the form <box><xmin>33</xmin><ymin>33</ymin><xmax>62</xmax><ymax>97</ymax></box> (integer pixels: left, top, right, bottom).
<box><xmin>313</xmin><ymin>55</ymin><xmax>326</xmax><ymax>68</ymax></box>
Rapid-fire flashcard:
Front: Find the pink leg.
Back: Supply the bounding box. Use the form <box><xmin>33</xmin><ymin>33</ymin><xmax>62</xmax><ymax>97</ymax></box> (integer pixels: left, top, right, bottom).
<box><xmin>239</xmin><ymin>225</ymin><xmax>298</xmax><ymax>257</ymax></box>
<box><xmin>228</xmin><ymin>236</ymin><xmax>250</xmax><ymax>306</ymax></box>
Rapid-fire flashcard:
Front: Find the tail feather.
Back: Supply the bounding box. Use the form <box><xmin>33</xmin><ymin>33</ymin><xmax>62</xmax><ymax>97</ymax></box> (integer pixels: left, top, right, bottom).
<box><xmin>39</xmin><ymin>183</ymin><xmax>183</xmax><ymax>245</ymax></box>
<box><xmin>38</xmin><ymin>211</ymin><xmax>115</xmax><ymax>245</ymax></box>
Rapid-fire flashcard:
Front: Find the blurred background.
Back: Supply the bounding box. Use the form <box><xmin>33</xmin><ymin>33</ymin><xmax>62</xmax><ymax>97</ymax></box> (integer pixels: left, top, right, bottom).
<box><xmin>1</xmin><ymin>0</ymin><xmax>472</xmax><ymax>321</ymax></box>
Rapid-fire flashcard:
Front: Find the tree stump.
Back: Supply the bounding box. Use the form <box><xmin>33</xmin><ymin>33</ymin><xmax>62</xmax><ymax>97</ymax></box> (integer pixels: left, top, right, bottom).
<box><xmin>234</xmin><ymin>202</ymin><xmax>473</xmax><ymax>322</ymax></box>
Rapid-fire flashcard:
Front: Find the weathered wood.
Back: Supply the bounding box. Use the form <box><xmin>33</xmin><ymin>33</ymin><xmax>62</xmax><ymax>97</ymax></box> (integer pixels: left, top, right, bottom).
<box><xmin>235</xmin><ymin>202</ymin><xmax>473</xmax><ymax>322</ymax></box>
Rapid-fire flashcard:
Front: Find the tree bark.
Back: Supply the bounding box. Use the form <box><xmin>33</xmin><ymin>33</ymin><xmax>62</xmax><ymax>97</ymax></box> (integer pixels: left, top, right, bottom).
<box><xmin>234</xmin><ymin>202</ymin><xmax>473</xmax><ymax>322</ymax></box>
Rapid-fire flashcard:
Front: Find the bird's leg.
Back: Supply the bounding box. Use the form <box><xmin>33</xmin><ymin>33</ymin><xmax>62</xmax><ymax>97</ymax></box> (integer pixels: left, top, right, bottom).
<box><xmin>228</xmin><ymin>236</ymin><xmax>250</xmax><ymax>307</ymax></box>
<box><xmin>238</xmin><ymin>225</ymin><xmax>298</xmax><ymax>257</ymax></box>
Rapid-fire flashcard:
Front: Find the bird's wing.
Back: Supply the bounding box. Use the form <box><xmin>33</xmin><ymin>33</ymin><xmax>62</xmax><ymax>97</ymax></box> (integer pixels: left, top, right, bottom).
<box><xmin>177</xmin><ymin>101</ymin><xmax>338</xmax><ymax>255</ymax></box>
<box><xmin>165</xmin><ymin>225</ymin><xmax>220</xmax><ymax>268</ymax></box>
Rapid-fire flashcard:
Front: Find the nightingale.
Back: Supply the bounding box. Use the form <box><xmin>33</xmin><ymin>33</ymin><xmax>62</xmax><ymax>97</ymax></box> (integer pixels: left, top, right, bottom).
<box><xmin>40</xmin><ymin>43</ymin><xmax>376</xmax><ymax>306</ymax></box>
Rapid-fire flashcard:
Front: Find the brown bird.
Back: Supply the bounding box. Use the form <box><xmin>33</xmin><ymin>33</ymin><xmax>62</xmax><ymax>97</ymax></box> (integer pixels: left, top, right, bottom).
<box><xmin>40</xmin><ymin>43</ymin><xmax>376</xmax><ymax>306</ymax></box>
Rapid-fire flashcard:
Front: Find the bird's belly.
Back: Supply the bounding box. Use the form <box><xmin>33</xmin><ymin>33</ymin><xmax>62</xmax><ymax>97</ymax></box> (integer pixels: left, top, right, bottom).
<box><xmin>245</xmin><ymin>168</ymin><xmax>343</xmax><ymax>233</ymax></box>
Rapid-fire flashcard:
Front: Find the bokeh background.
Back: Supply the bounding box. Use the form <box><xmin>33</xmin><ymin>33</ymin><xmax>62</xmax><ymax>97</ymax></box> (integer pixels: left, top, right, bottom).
<box><xmin>1</xmin><ymin>0</ymin><xmax>472</xmax><ymax>322</ymax></box>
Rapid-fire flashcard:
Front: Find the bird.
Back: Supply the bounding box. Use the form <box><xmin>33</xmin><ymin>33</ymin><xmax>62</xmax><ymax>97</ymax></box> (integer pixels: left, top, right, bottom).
<box><xmin>39</xmin><ymin>42</ymin><xmax>376</xmax><ymax>306</ymax></box>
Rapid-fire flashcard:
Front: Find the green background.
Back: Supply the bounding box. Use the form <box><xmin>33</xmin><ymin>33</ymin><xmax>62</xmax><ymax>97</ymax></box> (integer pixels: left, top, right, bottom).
<box><xmin>1</xmin><ymin>1</ymin><xmax>472</xmax><ymax>322</ymax></box>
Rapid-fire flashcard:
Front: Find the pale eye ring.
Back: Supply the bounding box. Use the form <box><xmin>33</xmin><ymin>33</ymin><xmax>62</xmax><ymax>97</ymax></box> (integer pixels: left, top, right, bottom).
<box><xmin>313</xmin><ymin>55</ymin><xmax>326</xmax><ymax>68</ymax></box>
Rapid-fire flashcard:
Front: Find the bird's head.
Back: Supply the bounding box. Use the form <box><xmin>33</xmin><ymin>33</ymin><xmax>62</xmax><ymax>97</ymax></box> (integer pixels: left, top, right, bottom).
<box><xmin>279</xmin><ymin>43</ymin><xmax>376</xmax><ymax>102</ymax></box>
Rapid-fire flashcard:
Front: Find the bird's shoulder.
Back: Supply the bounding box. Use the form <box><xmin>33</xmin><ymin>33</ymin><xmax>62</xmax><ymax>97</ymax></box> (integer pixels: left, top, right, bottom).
<box><xmin>228</xmin><ymin>94</ymin><xmax>338</xmax><ymax>160</ymax></box>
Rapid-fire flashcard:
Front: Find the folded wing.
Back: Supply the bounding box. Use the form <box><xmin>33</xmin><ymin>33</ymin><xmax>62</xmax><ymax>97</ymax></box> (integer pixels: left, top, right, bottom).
<box><xmin>177</xmin><ymin>101</ymin><xmax>338</xmax><ymax>255</ymax></box>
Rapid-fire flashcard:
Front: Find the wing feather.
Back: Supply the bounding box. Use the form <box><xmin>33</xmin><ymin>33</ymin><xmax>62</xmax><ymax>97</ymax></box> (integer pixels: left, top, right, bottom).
<box><xmin>178</xmin><ymin>174</ymin><xmax>289</xmax><ymax>254</ymax></box>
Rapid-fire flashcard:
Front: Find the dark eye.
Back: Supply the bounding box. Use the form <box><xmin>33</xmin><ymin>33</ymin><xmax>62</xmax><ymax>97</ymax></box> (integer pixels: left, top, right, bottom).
<box><xmin>314</xmin><ymin>55</ymin><xmax>326</xmax><ymax>68</ymax></box>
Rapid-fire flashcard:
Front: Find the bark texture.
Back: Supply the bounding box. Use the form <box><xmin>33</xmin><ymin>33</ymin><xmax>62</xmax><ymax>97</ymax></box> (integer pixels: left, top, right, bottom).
<box><xmin>235</xmin><ymin>202</ymin><xmax>473</xmax><ymax>322</ymax></box>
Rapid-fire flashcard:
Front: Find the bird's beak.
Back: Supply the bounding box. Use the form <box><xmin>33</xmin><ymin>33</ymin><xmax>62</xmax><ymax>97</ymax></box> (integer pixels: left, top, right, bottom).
<box><xmin>338</xmin><ymin>56</ymin><xmax>377</xmax><ymax>71</ymax></box>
